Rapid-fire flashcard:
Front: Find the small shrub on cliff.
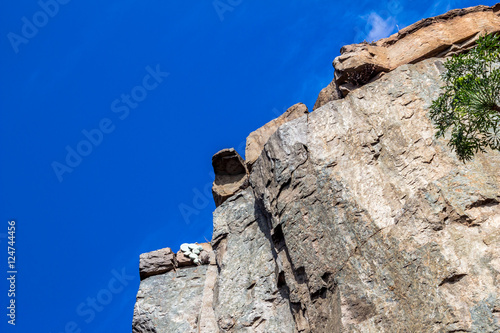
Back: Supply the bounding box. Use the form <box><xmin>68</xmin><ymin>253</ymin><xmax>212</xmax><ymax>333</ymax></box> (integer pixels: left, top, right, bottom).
<box><xmin>429</xmin><ymin>33</ymin><xmax>500</xmax><ymax>161</ymax></box>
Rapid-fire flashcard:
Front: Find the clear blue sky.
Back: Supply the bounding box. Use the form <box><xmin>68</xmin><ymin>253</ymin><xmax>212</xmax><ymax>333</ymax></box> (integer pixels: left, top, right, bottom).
<box><xmin>0</xmin><ymin>1</ymin><xmax>495</xmax><ymax>332</ymax></box>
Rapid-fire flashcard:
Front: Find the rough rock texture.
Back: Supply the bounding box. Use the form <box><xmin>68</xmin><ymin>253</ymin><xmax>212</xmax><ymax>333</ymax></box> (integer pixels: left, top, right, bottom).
<box><xmin>133</xmin><ymin>266</ymin><xmax>217</xmax><ymax>333</ymax></box>
<box><xmin>133</xmin><ymin>244</ymin><xmax>217</xmax><ymax>332</ymax></box>
<box><xmin>139</xmin><ymin>244</ymin><xmax>213</xmax><ymax>279</ymax></box>
<box><xmin>133</xmin><ymin>5</ymin><xmax>500</xmax><ymax>332</ymax></box>
<box><xmin>332</xmin><ymin>3</ymin><xmax>500</xmax><ymax>95</ymax></box>
<box><xmin>246</xmin><ymin>103</ymin><xmax>309</xmax><ymax>167</ymax></box>
<box><xmin>248</xmin><ymin>58</ymin><xmax>500</xmax><ymax>332</ymax></box>
<box><xmin>211</xmin><ymin>188</ymin><xmax>297</xmax><ymax>332</ymax></box>
<box><xmin>212</xmin><ymin>148</ymin><xmax>249</xmax><ymax>207</ymax></box>
<box><xmin>175</xmin><ymin>249</ymin><xmax>193</xmax><ymax>267</ymax></box>
<box><xmin>139</xmin><ymin>247</ymin><xmax>176</xmax><ymax>280</ymax></box>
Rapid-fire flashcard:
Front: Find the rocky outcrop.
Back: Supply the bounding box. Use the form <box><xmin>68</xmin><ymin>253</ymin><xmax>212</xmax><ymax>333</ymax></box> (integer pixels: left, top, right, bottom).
<box><xmin>248</xmin><ymin>57</ymin><xmax>500</xmax><ymax>332</ymax></box>
<box><xmin>139</xmin><ymin>247</ymin><xmax>176</xmax><ymax>280</ymax></box>
<box><xmin>331</xmin><ymin>3</ymin><xmax>500</xmax><ymax>96</ymax></box>
<box><xmin>133</xmin><ymin>265</ymin><xmax>218</xmax><ymax>333</ymax></box>
<box><xmin>211</xmin><ymin>189</ymin><xmax>297</xmax><ymax>332</ymax></box>
<box><xmin>133</xmin><ymin>4</ymin><xmax>500</xmax><ymax>332</ymax></box>
<box><xmin>245</xmin><ymin>103</ymin><xmax>309</xmax><ymax>167</ymax></box>
<box><xmin>132</xmin><ymin>243</ymin><xmax>217</xmax><ymax>332</ymax></box>
<box><xmin>313</xmin><ymin>79</ymin><xmax>341</xmax><ymax>110</ymax></box>
<box><xmin>137</xmin><ymin>243</ymin><xmax>214</xmax><ymax>280</ymax></box>
<box><xmin>212</xmin><ymin>148</ymin><xmax>249</xmax><ymax>207</ymax></box>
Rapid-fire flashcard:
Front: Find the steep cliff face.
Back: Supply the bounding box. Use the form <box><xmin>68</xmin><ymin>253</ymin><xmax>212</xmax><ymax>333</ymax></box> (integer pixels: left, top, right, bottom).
<box><xmin>133</xmin><ymin>4</ymin><xmax>500</xmax><ymax>332</ymax></box>
<box><xmin>248</xmin><ymin>58</ymin><xmax>500</xmax><ymax>332</ymax></box>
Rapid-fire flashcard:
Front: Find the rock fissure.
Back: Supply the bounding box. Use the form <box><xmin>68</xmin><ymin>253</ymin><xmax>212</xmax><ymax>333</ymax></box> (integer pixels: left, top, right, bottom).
<box><xmin>438</xmin><ymin>273</ymin><xmax>468</xmax><ymax>287</ymax></box>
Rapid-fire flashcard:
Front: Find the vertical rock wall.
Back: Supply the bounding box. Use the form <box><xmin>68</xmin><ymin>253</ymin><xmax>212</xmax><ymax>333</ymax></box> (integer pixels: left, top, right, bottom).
<box><xmin>249</xmin><ymin>58</ymin><xmax>500</xmax><ymax>332</ymax></box>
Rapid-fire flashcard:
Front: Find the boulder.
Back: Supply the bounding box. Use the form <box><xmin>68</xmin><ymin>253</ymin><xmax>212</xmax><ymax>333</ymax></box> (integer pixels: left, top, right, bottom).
<box><xmin>139</xmin><ymin>247</ymin><xmax>176</xmax><ymax>280</ymax></box>
<box><xmin>212</xmin><ymin>148</ymin><xmax>248</xmax><ymax>207</ymax></box>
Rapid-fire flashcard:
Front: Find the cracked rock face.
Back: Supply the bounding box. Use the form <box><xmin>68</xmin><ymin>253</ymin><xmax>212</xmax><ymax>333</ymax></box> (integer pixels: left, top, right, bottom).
<box><xmin>212</xmin><ymin>188</ymin><xmax>297</xmax><ymax>332</ymax></box>
<box><xmin>133</xmin><ymin>244</ymin><xmax>218</xmax><ymax>333</ymax></box>
<box><xmin>248</xmin><ymin>58</ymin><xmax>500</xmax><ymax>332</ymax></box>
<box><xmin>132</xmin><ymin>265</ymin><xmax>217</xmax><ymax>333</ymax></box>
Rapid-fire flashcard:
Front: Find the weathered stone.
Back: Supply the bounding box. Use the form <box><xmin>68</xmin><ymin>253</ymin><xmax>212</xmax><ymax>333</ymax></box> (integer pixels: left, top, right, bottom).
<box><xmin>313</xmin><ymin>78</ymin><xmax>342</xmax><ymax>110</ymax></box>
<box><xmin>139</xmin><ymin>247</ymin><xmax>176</xmax><ymax>280</ymax></box>
<box><xmin>132</xmin><ymin>266</ymin><xmax>212</xmax><ymax>333</ymax></box>
<box><xmin>176</xmin><ymin>250</ymin><xmax>193</xmax><ymax>267</ymax></box>
<box><xmin>245</xmin><ymin>103</ymin><xmax>309</xmax><ymax>167</ymax></box>
<box><xmin>333</xmin><ymin>4</ymin><xmax>500</xmax><ymax>95</ymax></box>
<box><xmin>212</xmin><ymin>188</ymin><xmax>297</xmax><ymax>332</ymax></box>
<box><xmin>199</xmin><ymin>242</ymin><xmax>212</xmax><ymax>252</ymax></box>
<box><xmin>212</xmin><ymin>148</ymin><xmax>249</xmax><ymax>207</ymax></box>
<box><xmin>198</xmin><ymin>265</ymin><xmax>218</xmax><ymax>332</ymax></box>
<box><xmin>249</xmin><ymin>58</ymin><xmax>500</xmax><ymax>332</ymax></box>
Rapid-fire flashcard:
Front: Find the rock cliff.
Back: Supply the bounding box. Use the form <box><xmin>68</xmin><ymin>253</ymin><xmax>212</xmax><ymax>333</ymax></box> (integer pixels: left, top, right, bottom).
<box><xmin>132</xmin><ymin>4</ymin><xmax>500</xmax><ymax>332</ymax></box>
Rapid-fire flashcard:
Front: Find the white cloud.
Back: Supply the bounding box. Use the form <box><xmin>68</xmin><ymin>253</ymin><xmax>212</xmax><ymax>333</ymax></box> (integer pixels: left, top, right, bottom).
<box><xmin>364</xmin><ymin>12</ymin><xmax>397</xmax><ymax>42</ymax></box>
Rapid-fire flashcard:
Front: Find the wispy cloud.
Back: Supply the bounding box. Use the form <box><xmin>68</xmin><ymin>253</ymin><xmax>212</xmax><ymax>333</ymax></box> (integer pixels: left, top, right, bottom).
<box><xmin>427</xmin><ymin>0</ymin><xmax>453</xmax><ymax>17</ymax></box>
<box><xmin>363</xmin><ymin>12</ymin><xmax>397</xmax><ymax>42</ymax></box>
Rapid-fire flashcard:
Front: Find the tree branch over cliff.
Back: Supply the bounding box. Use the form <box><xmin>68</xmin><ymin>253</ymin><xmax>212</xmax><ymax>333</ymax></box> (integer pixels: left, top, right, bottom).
<box><xmin>429</xmin><ymin>33</ymin><xmax>500</xmax><ymax>162</ymax></box>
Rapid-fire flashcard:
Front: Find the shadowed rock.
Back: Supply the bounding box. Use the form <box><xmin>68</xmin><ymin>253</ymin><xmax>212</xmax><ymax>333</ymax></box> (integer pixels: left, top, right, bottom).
<box><xmin>212</xmin><ymin>148</ymin><xmax>248</xmax><ymax>207</ymax></box>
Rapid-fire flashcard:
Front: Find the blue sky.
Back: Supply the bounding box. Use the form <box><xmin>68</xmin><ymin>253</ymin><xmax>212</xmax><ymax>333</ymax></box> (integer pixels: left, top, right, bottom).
<box><xmin>0</xmin><ymin>0</ymin><xmax>496</xmax><ymax>332</ymax></box>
